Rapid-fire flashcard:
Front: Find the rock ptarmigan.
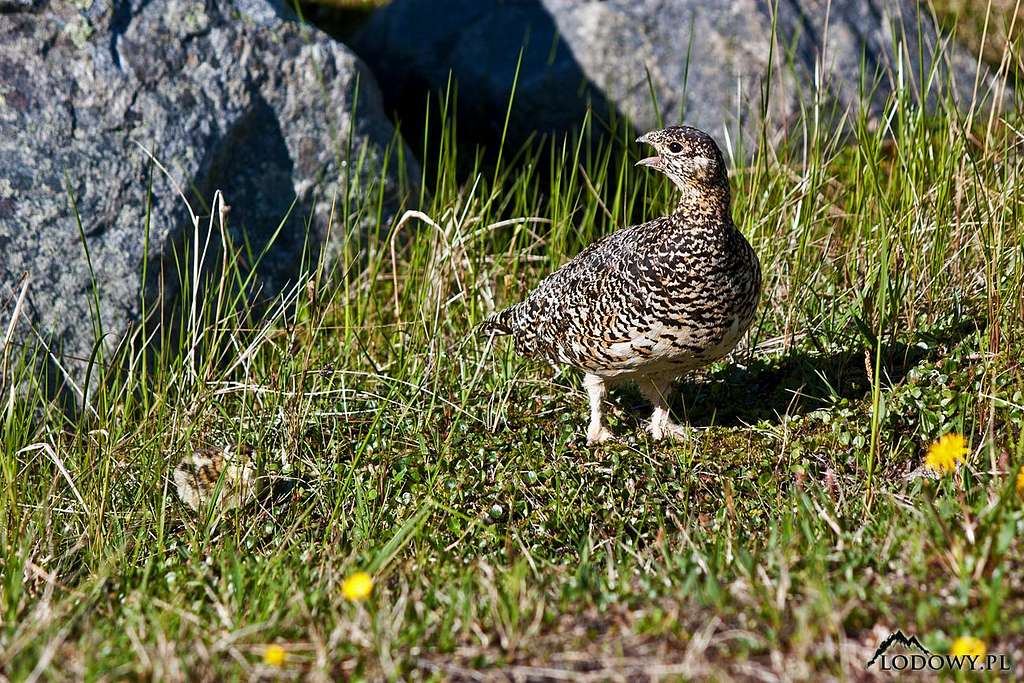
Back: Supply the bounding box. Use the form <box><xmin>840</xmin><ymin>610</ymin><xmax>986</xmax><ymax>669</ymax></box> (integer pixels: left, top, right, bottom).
<box><xmin>484</xmin><ymin>126</ymin><xmax>761</xmax><ymax>445</ymax></box>
<box><xmin>172</xmin><ymin>444</ymin><xmax>258</xmax><ymax>512</ymax></box>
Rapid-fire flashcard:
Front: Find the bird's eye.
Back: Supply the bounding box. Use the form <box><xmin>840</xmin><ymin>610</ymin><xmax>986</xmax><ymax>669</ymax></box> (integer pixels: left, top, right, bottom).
<box><xmin>668</xmin><ymin>142</ymin><xmax>683</xmax><ymax>154</ymax></box>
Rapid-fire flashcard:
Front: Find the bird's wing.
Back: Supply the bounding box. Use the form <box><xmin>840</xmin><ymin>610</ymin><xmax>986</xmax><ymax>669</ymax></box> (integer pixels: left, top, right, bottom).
<box><xmin>509</xmin><ymin>221</ymin><xmax>673</xmax><ymax>366</ymax></box>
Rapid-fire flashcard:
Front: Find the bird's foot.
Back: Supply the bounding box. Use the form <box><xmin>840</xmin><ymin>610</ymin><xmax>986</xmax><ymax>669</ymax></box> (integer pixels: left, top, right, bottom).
<box><xmin>586</xmin><ymin>425</ymin><xmax>616</xmax><ymax>446</ymax></box>
<box><xmin>649</xmin><ymin>419</ymin><xmax>689</xmax><ymax>441</ymax></box>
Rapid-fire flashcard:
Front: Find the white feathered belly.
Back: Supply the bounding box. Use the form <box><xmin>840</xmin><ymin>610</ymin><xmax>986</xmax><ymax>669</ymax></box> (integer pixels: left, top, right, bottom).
<box><xmin>596</xmin><ymin>313</ymin><xmax>751</xmax><ymax>379</ymax></box>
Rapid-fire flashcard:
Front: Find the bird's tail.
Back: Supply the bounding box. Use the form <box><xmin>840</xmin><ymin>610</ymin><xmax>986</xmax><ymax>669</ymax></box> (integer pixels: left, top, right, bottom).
<box><xmin>479</xmin><ymin>308</ymin><xmax>514</xmax><ymax>337</ymax></box>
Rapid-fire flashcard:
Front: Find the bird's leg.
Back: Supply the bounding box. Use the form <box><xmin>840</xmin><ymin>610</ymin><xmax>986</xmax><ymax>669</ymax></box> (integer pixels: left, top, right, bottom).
<box><xmin>639</xmin><ymin>376</ymin><xmax>687</xmax><ymax>441</ymax></box>
<box><xmin>583</xmin><ymin>373</ymin><xmax>615</xmax><ymax>445</ymax></box>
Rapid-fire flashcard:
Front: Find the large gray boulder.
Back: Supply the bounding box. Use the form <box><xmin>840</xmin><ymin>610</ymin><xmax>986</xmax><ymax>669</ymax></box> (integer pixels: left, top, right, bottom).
<box><xmin>0</xmin><ymin>0</ymin><xmax>415</xmax><ymax>382</ymax></box>
<box><xmin>350</xmin><ymin>0</ymin><xmax>999</xmax><ymax>151</ymax></box>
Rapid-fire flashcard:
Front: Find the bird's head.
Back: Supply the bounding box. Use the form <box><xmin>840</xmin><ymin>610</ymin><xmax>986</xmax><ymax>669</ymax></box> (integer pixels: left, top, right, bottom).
<box><xmin>635</xmin><ymin>126</ymin><xmax>727</xmax><ymax>191</ymax></box>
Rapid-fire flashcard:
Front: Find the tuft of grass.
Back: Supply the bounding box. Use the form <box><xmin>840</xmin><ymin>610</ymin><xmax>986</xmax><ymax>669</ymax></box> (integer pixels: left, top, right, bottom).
<box><xmin>1</xmin><ymin>8</ymin><xmax>1023</xmax><ymax>680</ymax></box>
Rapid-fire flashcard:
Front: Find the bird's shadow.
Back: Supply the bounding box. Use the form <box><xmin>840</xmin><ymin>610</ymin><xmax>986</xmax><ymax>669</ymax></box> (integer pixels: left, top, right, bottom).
<box><xmin>612</xmin><ymin>321</ymin><xmax>979</xmax><ymax>429</ymax></box>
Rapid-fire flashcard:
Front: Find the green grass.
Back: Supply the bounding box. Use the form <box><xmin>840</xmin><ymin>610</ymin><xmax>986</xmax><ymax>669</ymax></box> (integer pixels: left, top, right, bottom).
<box><xmin>2</xmin><ymin>16</ymin><xmax>1024</xmax><ymax>681</ymax></box>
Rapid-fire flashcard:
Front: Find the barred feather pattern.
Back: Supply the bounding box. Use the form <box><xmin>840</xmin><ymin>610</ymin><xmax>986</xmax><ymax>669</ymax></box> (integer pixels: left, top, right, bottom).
<box><xmin>172</xmin><ymin>444</ymin><xmax>258</xmax><ymax>513</ymax></box>
<box><xmin>485</xmin><ymin>127</ymin><xmax>761</xmax><ymax>383</ymax></box>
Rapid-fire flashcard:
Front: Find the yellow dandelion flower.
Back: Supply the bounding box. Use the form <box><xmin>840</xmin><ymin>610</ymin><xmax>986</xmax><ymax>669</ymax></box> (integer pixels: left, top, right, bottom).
<box><xmin>950</xmin><ymin>636</ymin><xmax>986</xmax><ymax>658</ymax></box>
<box><xmin>263</xmin><ymin>644</ymin><xmax>287</xmax><ymax>667</ymax></box>
<box><xmin>342</xmin><ymin>571</ymin><xmax>373</xmax><ymax>601</ymax></box>
<box><xmin>924</xmin><ymin>433</ymin><xmax>969</xmax><ymax>476</ymax></box>
<box><xmin>1016</xmin><ymin>468</ymin><xmax>1024</xmax><ymax>497</ymax></box>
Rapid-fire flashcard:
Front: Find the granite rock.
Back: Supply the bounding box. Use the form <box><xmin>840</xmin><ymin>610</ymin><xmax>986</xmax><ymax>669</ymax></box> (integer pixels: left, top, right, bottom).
<box><xmin>351</xmin><ymin>0</ymin><xmax>999</xmax><ymax>151</ymax></box>
<box><xmin>0</xmin><ymin>0</ymin><xmax>416</xmax><ymax>381</ymax></box>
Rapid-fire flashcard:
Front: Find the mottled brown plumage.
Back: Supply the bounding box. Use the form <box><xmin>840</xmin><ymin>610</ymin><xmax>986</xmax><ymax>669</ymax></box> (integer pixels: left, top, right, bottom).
<box><xmin>172</xmin><ymin>444</ymin><xmax>258</xmax><ymax>512</ymax></box>
<box><xmin>484</xmin><ymin>126</ymin><xmax>761</xmax><ymax>444</ymax></box>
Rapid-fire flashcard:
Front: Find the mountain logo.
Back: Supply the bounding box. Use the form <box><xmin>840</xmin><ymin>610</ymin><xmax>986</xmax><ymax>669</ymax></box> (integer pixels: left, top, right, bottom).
<box><xmin>865</xmin><ymin>628</ymin><xmax>1012</xmax><ymax>672</ymax></box>
<box><xmin>866</xmin><ymin>630</ymin><xmax>931</xmax><ymax>668</ymax></box>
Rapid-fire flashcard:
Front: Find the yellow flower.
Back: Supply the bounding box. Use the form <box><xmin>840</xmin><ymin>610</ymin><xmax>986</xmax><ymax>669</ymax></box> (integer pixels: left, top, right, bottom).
<box><xmin>950</xmin><ymin>636</ymin><xmax>986</xmax><ymax>658</ymax></box>
<box><xmin>924</xmin><ymin>433</ymin><xmax>969</xmax><ymax>476</ymax></box>
<box><xmin>263</xmin><ymin>644</ymin><xmax>287</xmax><ymax>667</ymax></box>
<box><xmin>1016</xmin><ymin>468</ymin><xmax>1024</xmax><ymax>497</ymax></box>
<box><xmin>342</xmin><ymin>571</ymin><xmax>374</xmax><ymax>601</ymax></box>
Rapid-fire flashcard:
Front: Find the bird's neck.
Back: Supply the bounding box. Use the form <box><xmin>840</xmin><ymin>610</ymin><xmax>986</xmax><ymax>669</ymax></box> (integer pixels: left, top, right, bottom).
<box><xmin>672</xmin><ymin>179</ymin><xmax>732</xmax><ymax>225</ymax></box>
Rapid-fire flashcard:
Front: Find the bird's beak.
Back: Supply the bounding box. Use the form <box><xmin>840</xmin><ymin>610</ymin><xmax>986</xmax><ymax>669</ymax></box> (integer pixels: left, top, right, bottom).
<box><xmin>635</xmin><ymin>133</ymin><xmax>662</xmax><ymax>169</ymax></box>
